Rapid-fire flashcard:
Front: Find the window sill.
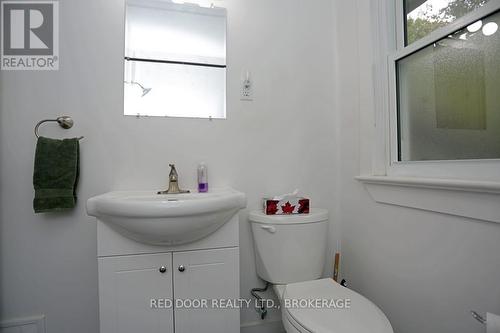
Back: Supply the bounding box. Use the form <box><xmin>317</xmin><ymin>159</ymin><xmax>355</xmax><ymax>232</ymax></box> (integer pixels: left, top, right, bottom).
<box><xmin>355</xmin><ymin>176</ymin><xmax>500</xmax><ymax>223</ymax></box>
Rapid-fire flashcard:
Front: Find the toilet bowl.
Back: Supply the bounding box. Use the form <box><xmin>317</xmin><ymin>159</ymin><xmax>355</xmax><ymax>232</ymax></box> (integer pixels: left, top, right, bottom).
<box><xmin>275</xmin><ymin>279</ymin><xmax>393</xmax><ymax>333</ymax></box>
<box><xmin>249</xmin><ymin>209</ymin><xmax>393</xmax><ymax>333</ymax></box>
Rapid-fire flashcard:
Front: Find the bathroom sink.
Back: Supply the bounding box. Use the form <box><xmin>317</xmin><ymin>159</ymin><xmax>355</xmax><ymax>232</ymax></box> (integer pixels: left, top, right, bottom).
<box><xmin>86</xmin><ymin>188</ymin><xmax>246</xmax><ymax>245</ymax></box>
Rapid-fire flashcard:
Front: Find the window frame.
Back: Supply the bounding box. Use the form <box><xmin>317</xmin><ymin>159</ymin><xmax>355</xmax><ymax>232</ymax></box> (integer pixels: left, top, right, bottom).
<box><xmin>383</xmin><ymin>0</ymin><xmax>500</xmax><ymax>181</ymax></box>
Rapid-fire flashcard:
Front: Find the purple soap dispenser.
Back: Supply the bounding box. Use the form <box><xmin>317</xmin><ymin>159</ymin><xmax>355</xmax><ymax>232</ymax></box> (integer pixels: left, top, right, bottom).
<box><xmin>197</xmin><ymin>162</ymin><xmax>208</xmax><ymax>193</ymax></box>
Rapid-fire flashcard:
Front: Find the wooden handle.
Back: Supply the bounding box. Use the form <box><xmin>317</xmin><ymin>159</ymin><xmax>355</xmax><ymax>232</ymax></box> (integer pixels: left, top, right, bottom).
<box><xmin>333</xmin><ymin>252</ymin><xmax>340</xmax><ymax>282</ymax></box>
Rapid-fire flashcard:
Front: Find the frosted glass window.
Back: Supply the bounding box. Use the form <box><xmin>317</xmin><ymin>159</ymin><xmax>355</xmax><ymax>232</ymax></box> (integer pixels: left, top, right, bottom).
<box><xmin>397</xmin><ymin>10</ymin><xmax>500</xmax><ymax>161</ymax></box>
<box><xmin>404</xmin><ymin>0</ymin><xmax>491</xmax><ymax>45</ymax></box>
<box><xmin>124</xmin><ymin>0</ymin><xmax>226</xmax><ymax>119</ymax></box>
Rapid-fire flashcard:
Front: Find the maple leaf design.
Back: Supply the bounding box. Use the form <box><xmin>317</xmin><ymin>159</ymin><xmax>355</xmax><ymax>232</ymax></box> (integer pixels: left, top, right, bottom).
<box><xmin>266</xmin><ymin>200</ymin><xmax>279</xmax><ymax>215</ymax></box>
<box><xmin>281</xmin><ymin>201</ymin><xmax>296</xmax><ymax>214</ymax></box>
<box><xmin>298</xmin><ymin>199</ymin><xmax>310</xmax><ymax>214</ymax></box>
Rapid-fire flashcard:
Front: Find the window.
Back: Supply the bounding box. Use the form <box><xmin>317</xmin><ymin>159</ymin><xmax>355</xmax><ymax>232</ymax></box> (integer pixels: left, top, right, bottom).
<box><xmin>404</xmin><ymin>0</ymin><xmax>491</xmax><ymax>45</ymax></box>
<box><xmin>357</xmin><ymin>0</ymin><xmax>500</xmax><ymax>223</ymax></box>
<box><xmin>392</xmin><ymin>1</ymin><xmax>500</xmax><ymax>163</ymax></box>
<box><xmin>124</xmin><ymin>0</ymin><xmax>226</xmax><ymax>119</ymax></box>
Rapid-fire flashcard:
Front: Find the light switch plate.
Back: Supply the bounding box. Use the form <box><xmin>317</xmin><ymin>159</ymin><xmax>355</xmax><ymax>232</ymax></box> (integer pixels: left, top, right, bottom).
<box><xmin>240</xmin><ymin>71</ymin><xmax>253</xmax><ymax>101</ymax></box>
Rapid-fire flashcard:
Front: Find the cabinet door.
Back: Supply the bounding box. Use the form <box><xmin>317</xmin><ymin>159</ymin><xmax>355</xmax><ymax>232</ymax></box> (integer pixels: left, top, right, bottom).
<box><xmin>98</xmin><ymin>253</ymin><xmax>173</xmax><ymax>333</ymax></box>
<box><xmin>173</xmin><ymin>247</ymin><xmax>239</xmax><ymax>333</ymax></box>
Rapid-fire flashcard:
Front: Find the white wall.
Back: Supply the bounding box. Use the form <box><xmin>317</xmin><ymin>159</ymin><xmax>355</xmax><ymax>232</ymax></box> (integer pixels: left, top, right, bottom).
<box><xmin>334</xmin><ymin>1</ymin><xmax>500</xmax><ymax>332</ymax></box>
<box><xmin>0</xmin><ymin>0</ymin><xmax>337</xmax><ymax>332</ymax></box>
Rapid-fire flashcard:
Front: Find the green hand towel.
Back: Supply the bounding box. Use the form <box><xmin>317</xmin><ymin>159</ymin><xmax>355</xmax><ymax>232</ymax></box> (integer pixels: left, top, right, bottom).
<box><xmin>33</xmin><ymin>137</ymin><xmax>80</xmax><ymax>213</ymax></box>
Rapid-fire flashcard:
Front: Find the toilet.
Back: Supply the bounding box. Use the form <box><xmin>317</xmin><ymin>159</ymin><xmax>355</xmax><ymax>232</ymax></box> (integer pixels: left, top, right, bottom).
<box><xmin>249</xmin><ymin>208</ymin><xmax>393</xmax><ymax>333</ymax></box>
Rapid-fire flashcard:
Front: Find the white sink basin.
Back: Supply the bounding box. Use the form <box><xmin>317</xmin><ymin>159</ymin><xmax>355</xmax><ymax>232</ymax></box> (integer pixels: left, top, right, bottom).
<box><xmin>87</xmin><ymin>188</ymin><xmax>246</xmax><ymax>245</ymax></box>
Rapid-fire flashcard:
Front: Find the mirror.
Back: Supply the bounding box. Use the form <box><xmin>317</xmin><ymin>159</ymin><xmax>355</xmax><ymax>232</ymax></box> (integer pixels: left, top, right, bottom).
<box><xmin>124</xmin><ymin>0</ymin><xmax>227</xmax><ymax>119</ymax></box>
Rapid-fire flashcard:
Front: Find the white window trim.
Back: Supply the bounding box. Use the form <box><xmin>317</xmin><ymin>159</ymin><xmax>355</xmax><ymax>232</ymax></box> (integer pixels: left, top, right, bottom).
<box><xmin>357</xmin><ymin>0</ymin><xmax>500</xmax><ymax>223</ymax></box>
<box><xmin>388</xmin><ymin>0</ymin><xmax>500</xmax><ymax>180</ymax></box>
<box><xmin>355</xmin><ymin>175</ymin><xmax>500</xmax><ymax>223</ymax></box>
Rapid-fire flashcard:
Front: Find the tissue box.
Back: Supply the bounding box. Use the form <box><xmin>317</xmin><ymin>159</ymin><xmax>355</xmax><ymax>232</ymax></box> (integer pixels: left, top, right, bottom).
<box><xmin>264</xmin><ymin>197</ymin><xmax>310</xmax><ymax>215</ymax></box>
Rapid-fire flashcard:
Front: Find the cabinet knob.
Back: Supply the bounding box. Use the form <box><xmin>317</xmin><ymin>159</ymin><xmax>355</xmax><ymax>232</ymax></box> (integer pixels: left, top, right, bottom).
<box><xmin>178</xmin><ymin>265</ymin><xmax>186</xmax><ymax>272</ymax></box>
<box><xmin>159</xmin><ymin>266</ymin><xmax>167</xmax><ymax>273</ymax></box>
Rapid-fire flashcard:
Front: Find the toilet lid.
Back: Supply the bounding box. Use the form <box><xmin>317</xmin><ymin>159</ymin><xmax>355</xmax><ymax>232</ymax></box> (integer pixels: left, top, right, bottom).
<box><xmin>283</xmin><ymin>279</ymin><xmax>393</xmax><ymax>333</ymax></box>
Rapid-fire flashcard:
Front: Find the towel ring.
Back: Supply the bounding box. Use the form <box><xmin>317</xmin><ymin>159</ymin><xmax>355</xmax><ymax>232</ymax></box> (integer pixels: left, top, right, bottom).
<box><xmin>34</xmin><ymin>116</ymin><xmax>84</xmax><ymax>140</ymax></box>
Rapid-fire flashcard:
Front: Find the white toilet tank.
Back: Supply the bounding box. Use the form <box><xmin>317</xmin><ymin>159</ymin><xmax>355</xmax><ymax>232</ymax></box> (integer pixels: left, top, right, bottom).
<box><xmin>249</xmin><ymin>209</ymin><xmax>328</xmax><ymax>285</ymax></box>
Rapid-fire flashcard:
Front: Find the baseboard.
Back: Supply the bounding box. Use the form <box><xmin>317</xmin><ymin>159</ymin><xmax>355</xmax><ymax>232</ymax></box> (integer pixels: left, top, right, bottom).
<box><xmin>241</xmin><ymin>319</ymin><xmax>285</xmax><ymax>333</ymax></box>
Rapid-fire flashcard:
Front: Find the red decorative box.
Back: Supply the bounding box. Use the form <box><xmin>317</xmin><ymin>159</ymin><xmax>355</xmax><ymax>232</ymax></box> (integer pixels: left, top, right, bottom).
<box><xmin>263</xmin><ymin>197</ymin><xmax>310</xmax><ymax>215</ymax></box>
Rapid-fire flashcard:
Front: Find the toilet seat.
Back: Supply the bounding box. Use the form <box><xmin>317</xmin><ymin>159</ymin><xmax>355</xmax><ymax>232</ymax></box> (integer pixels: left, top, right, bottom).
<box><xmin>281</xmin><ymin>279</ymin><xmax>393</xmax><ymax>333</ymax></box>
<box><xmin>283</xmin><ymin>309</ymin><xmax>313</xmax><ymax>333</ymax></box>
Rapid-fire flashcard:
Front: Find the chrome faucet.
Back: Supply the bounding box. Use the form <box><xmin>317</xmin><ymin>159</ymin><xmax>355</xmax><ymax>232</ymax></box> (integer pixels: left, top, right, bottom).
<box><xmin>157</xmin><ymin>164</ymin><xmax>190</xmax><ymax>195</ymax></box>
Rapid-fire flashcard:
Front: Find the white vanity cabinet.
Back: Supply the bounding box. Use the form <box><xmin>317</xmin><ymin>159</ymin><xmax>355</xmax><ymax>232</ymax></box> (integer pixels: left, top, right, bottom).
<box><xmin>98</xmin><ymin>253</ymin><xmax>174</xmax><ymax>333</ymax></box>
<box><xmin>96</xmin><ymin>215</ymin><xmax>241</xmax><ymax>333</ymax></box>
<box><xmin>173</xmin><ymin>248</ymin><xmax>239</xmax><ymax>333</ymax></box>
